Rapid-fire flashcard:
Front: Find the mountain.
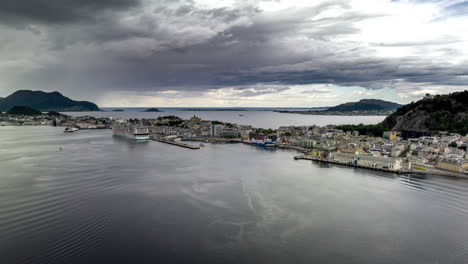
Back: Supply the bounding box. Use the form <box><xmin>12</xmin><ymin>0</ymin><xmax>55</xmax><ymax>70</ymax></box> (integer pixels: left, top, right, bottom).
<box><xmin>326</xmin><ymin>99</ymin><xmax>402</xmax><ymax>112</ymax></box>
<box><xmin>7</xmin><ymin>106</ymin><xmax>42</xmax><ymax>116</ymax></box>
<box><xmin>381</xmin><ymin>91</ymin><xmax>468</xmax><ymax>134</ymax></box>
<box><xmin>0</xmin><ymin>90</ymin><xmax>100</xmax><ymax>112</ymax></box>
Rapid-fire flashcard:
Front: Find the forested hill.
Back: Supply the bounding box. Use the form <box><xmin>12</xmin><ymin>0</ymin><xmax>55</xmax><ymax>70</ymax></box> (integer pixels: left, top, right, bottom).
<box><xmin>381</xmin><ymin>91</ymin><xmax>468</xmax><ymax>134</ymax></box>
<box><xmin>326</xmin><ymin>99</ymin><xmax>402</xmax><ymax>112</ymax></box>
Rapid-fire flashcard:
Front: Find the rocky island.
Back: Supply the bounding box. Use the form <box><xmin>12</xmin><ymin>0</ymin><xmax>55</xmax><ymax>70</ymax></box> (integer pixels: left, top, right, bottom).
<box><xmin>143</xmin><ymin>108</ymin><xmax>162</xmax><ymax>112</ymax></box>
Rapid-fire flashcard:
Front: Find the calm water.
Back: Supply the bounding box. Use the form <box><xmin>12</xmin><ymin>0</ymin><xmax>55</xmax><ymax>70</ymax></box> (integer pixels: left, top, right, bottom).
<box><xmin>64</xmin><ymin>109</ymin><xmax>385</xmax><ymax>128</ymax></box>
<box><xmin>2</xmin><ymin>127</ymin><xmax>468</xmax><ymax>264</ymax></box>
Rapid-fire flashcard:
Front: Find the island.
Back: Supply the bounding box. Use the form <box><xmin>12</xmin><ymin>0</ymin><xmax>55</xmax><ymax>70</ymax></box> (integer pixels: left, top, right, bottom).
<box><xmin>143</xmin><ymin>108</ymin><xmax>162</xmax><ymax>112</ymax></box>
<box><xmin>0</xmin><ymin>90</ymin><xmax>100</xmax><ymax>112</ymax></box>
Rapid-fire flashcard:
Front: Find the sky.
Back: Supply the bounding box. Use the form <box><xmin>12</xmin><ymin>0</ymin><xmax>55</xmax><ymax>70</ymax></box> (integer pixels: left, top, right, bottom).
<box><xmin>0</xmin><ymin>0</ymin><xmax>467</xmax><ymax>107</ymax></box>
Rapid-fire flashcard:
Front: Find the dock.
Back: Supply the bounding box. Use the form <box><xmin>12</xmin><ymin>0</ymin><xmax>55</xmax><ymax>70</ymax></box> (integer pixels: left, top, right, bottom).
<box><xmin>294</xmin><ymin>155</ymin><xmax>405</xmax><ymax>174</ymax></box>
<box><xmin>151</xmin><ymin>137</ymin><xmax>200</xmax><ymax>149</ymax></box>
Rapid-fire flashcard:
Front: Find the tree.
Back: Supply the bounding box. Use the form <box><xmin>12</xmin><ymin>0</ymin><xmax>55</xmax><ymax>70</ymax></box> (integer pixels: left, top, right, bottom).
<box><xmin>449</xmin><ymin>142</ymin><xmax>458</xmax><ymax>148</ymax></box>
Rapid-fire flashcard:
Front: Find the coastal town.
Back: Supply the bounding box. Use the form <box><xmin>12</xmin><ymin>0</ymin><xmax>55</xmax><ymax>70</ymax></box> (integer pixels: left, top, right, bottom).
<box><xmin>1</xmin><ymin>109</ymin><xmax>467</xmax><ymax>178</ymax></box>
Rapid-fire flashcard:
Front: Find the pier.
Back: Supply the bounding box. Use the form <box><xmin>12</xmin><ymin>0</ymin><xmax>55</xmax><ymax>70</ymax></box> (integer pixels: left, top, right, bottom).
<box><xmin>294</xmin><ymin>155</ymin><xmax>405</xmax><ymax>174</ymax></box>
<box><xmin>151</xmin><ymin>137</ymin><xmax>200</xmax><ymax>149</ymax></box>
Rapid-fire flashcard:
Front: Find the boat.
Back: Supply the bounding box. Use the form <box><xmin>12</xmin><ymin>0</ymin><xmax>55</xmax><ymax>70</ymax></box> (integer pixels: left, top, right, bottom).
<box><xmin>112</xmin><ymin>121</ymin><xmax>150</xmax><ymax>141</ymax></box>
<box><xmin>64</xmin><ymin>127</ymin><xmax>79</xmax><ymax>133</ymax></box>
<box><xmin>246</xmin><ymin>139</ymin><xmax>276</xmax><ymax>147</ymax></box>
<box><xmin>199</xmin><ymin>143</ymin><xmax>205</xmax><ymax>147</ymax></box>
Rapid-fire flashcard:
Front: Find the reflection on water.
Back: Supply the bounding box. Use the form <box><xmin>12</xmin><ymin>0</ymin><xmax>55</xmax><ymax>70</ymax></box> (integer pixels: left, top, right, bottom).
<box><xmin>1</xmin><ymin>126</ymin><xmax>468</xmax><ymax>264</ymax></box>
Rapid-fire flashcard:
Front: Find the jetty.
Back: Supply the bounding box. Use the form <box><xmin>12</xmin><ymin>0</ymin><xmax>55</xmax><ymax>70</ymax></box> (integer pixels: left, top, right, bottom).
<box><xmin>151</xmin><ymin>137</ymin><xmax>200</xmax><ymax>150</ymax></box>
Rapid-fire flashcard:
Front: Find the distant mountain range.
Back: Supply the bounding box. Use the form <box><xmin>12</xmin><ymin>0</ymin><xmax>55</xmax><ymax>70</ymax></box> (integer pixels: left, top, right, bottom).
<box><xmin>0</xmin><ymin>90</ymin><xmax>99</xmax><ymax>112</ymax></box>
<box><xmin>326</xmin><ymin>99</ymin><xmax>402</xmax><ymax>112</ymax></box>
<box><xmin>382</xmin><ymin>91</ymin><xmax>468</xmax><ymax>134</ymax></box>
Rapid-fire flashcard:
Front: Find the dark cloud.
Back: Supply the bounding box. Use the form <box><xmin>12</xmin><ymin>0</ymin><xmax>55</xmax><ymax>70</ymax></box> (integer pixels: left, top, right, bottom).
<box><xmin>0</xmin><ymin>0</ymin><xmax>141</xmax><ymax>25</ymax></box>
<box><xmin>0</xmin><ymin>0</ymin><xmax>467</xmax><ymax>102</ymax></box>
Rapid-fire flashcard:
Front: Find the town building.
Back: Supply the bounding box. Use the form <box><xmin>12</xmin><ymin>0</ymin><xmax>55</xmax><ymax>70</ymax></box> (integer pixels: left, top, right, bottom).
<box><xmin>331</xmin><ymin>152</ymin><xmax>403</xmax><ymax>171</ymax></box>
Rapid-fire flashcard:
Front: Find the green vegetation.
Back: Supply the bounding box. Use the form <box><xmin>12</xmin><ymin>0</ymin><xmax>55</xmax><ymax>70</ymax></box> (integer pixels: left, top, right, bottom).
<box><xmin>382</xmin><ymin>90</ymin><xmax>468</xmax><ymax>134</ymax></box>
<box><xmin>449</xmin><ymin>142</ymin><xmax>459</xmax><ymax>148</ymax></box>
<box><xmin>413</xmin><ymin>166</ymin><xmax>426</xmax><ymax>171</ymax></box>
<box><xmin>425</xmin><ymin>112</ymin><xmax>468</xmax><ymax>135</ymax></box>
<box><xmin>157</xmin><ymin>115</ymin><xmax>181</xmax><ymax>121</ymax></box>
<box><xmin>168</xmin><ymin>120</ymin><xmax>183</xmax><ymax>126</ymax></box>
<box><xmin>399</xmin><ymin>146</ymin><xmax>410</xmax><ymax>158</ymax></box>
<box><xmin>47</xmin><ymin>111</ymin><xmax>62</xmax><ymax>116</ymax></box>
<box><xmin>211</xmin><ymin>120</ymin><xmax>224</xmax><ymax>125</ymax></box>
<box><xmin>336</xmin><ymin>123</ymin><xmax>389</xmax><ymax>137</ymax></box>
<box><xmin>7</xmin><ymin>106</ymin><xmax>42</xmax><ymax>116</ymax></box>
<box><xmin>282</xmin><ymin>132</ymin><xmax>292</xmax><ymax>137</ymax></box>
<box><xmin>256</xmin><ymin>128</ymin><xmax>276</xmax><ymax>134</ymax></box>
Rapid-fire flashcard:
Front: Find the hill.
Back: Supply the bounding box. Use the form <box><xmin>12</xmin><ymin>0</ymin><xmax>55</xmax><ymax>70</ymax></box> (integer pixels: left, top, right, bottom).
<box><xmin>0</xmin><ymin>90</ymin><xmax>100</xmax><ymax>112</ymax></box>
<box><xmin>326</xmin><ymin>99</ymin><xmax>402</xmax><ymax>112</ymax></box>
<box><xmin>7</xmin><ymin>106</ymin><xmax>43</xmax><ymax>116</ymax></box>
<box><xmin>381</xmin><ymin>91</ymin><xmax>468</xmax><ymax>134</ymax></box>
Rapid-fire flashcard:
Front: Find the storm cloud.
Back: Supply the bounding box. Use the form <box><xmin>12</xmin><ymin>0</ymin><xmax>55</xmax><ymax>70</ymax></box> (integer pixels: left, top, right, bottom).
<box><xmin>0</xmin><ymin>0</ymin><xmax>467</xmax><ymax>106</ymax></box>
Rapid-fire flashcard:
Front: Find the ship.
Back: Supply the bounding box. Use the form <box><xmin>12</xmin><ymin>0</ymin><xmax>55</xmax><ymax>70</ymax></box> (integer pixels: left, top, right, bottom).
<box><xmin>243</xmin><ymin>138</ymin><xmax>276</xmax><ymax>147</ymax></box>
<box><xmin>112</xmin><ymin>121</ymin><xmax>150</xmax><ymax>141</ymax></box>
<box><xmin>64</xmin><ymin>127</ymin><xmax>79</xmax><ymax>133</ymax></box>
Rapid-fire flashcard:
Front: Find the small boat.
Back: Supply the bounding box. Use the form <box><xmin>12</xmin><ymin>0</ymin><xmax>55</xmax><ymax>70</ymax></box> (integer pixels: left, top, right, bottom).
<box><xmin>199</xmin><ymin>143</ymin><xmax>205</xmax><ymax>147</ymax></box>
<box><xmin>64</xmin><ymin>127</ymin><xmax>79</xmax><ymax>133</ymax></box>
<box><xmin>239</xmin><ymin>114</ymin><xmax>244</xmax><ymax>116</ymax></box>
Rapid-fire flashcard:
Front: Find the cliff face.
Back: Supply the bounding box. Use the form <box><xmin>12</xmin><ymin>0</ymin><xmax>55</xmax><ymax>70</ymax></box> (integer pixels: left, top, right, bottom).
<box><xmin>0</xmin><ymin>90</ymin><xmax>100</xmax><ymax>112</ymax></box>
<box><xmin>381</xmin><ymin>91</ymin><xmax>468</xmax><ymax>134</ymax></box>
<box><xmin>326</xmin><ymin>99</ymin><xmax>402</xmax><ymax>112</ymax></box>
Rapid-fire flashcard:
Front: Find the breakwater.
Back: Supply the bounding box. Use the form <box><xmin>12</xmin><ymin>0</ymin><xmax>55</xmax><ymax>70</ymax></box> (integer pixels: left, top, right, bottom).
<box><xmin>151</xmin><ymin>137</ymin><xmax>200</xmax><ymax>149</ymax></box>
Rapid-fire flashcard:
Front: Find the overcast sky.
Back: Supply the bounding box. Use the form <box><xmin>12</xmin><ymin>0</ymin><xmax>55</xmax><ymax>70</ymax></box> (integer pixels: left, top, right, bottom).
<box><xmin>0</xmin><ymin>0</ymin><xmax>467</xmax><ymax>107</ymax></box>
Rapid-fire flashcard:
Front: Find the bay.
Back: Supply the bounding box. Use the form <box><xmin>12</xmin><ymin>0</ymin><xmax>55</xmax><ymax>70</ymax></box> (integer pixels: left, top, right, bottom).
<box><xmin>64</xmin><ymin>108</ymin><xmax>386</xmax><ymax>129</ymax></box>
<box><xmin>1</xmin><ymin>126</ymin><xmax>468</xmax><ymax>263</ymax></box>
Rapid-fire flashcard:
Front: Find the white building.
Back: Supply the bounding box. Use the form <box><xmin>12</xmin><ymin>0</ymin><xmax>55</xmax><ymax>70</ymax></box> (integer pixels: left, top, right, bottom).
<box><xmin>211</xmin><ymin>124</ymin><xmax>223</xmax><ymax>137</ymax></box>
<box><xmin>332</xmin><ymin>152</ymin><xmax>403</xmax><ymax>171</ymax></box>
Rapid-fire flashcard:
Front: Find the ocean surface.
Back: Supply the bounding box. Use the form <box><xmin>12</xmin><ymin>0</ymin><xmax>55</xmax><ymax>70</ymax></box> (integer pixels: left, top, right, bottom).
<box><xmin>1</xmin><ymin>126</ymin><xmax>468</xmax><ymax>264</ymax></box>
<box><xmin>64</xmin><ymin>108</ymin><xmax>386</xmax><ymax>128</ymax></box>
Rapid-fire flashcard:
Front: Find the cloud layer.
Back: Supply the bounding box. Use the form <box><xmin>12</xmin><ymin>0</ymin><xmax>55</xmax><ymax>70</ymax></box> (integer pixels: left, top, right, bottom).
<box><xmin>0</xmin><ymin>0</ymin><xmax>467</xmax><ymax>106</ymax></box>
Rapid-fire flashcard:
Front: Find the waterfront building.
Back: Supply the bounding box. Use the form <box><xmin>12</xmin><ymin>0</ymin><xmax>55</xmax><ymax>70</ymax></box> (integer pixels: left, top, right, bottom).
<box><xmin>437</xmin><ymin>159</ymin><xmax>468</xmax><ymax>173</ymax></box>
<box><xmin>221</xmin><ymin>129</ymin><xmax>241</xmax><ymax>138</ymax></box>
<box><xmin>332</xmin><ymin>152</ymin><xmax>403</xmax><ymax>171</ymax></box>
<box><xmin>211</xmin><ymin>124</ymin><xmax>223</xmax><ymax>137</ymax></box>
